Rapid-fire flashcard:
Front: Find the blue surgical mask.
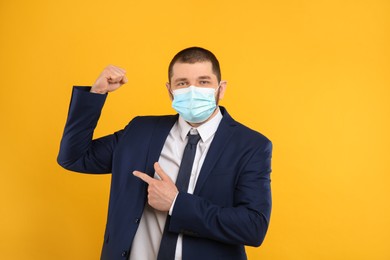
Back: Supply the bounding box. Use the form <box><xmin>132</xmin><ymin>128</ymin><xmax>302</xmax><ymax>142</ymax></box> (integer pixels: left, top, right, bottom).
<box><xmin>172</xmin><ymin>85</ymin><xmax>218</xmax><ymax>123</ymax></box>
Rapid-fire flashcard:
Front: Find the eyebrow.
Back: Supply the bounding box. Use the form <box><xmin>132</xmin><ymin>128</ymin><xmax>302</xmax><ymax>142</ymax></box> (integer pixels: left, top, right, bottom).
<box><xmin>173</xmin><ymin>75</ymin><xmax>212</xmax><ymax>83</ymax></box>
<box><xmin>174</xmin><ymin>78</ymin><xmax>188</xmax><ymax>83</ymax></box>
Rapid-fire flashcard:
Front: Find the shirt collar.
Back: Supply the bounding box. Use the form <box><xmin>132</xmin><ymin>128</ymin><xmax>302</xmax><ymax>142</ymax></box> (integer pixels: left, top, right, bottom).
<box><xmin>177</xmin><ymin>109</ymin><xmax>223</xmax><ymax>142</ymax></box>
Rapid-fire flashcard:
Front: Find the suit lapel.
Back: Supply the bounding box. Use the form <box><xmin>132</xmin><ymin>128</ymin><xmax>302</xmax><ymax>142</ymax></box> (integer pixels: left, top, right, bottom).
<box><xmin>194</xmin><ymin>108</ymin><xmax>237</xmax><ymax>195</ymax></box>
<box><xmin>145</xmin><ymin>115</ymin><xmax>178</xmax><ymax>176</ymax></box>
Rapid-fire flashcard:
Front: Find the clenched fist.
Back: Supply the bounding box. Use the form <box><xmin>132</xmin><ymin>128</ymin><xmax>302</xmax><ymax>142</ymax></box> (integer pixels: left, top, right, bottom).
<box><xmin>90</xmin><ymin>65</ymin><xmax>128</xmax><ymax>94</ymax></box>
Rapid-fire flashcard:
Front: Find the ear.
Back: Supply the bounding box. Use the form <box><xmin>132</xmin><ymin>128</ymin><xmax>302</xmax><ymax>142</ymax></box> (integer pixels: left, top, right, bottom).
<box><xmin>166</xmin><ymin>82</ymin><xmax>173</xmax><ymax>101</ymax></box>
<box><xmin>218</xmin><ymin>80</ymin><xmax>227</xmax><ymax>100</ymax></box>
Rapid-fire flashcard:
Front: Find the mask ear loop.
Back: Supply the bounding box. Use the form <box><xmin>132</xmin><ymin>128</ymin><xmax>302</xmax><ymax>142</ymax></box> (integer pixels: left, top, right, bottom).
<box><xmin>215</xmin><ymin>83</ymin><xmax>222</xmax><ymax>105</ymax></box>
<box><xmin>215</xmin><ymin>83</ymin><xmax>221</xmax><ymax>93</ymax></box>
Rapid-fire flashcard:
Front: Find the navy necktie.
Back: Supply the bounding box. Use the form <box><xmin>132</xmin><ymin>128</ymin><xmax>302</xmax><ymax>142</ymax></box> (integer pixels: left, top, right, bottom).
<box><xmin>157</xmin><ymin>132</ymin><xmax>201</xmax><ymax>260</ymax></box>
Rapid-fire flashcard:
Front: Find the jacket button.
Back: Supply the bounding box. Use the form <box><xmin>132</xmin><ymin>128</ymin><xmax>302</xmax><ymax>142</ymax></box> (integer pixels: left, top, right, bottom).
<box><xmin>121</xmin><ymin>251</ymin><xmax>128</xmax><ymax>257</ymax></box>
<box><xmin>135</xmin><ymin>218</ymin><xmax>140</xmax><ymax>223</ymax></box>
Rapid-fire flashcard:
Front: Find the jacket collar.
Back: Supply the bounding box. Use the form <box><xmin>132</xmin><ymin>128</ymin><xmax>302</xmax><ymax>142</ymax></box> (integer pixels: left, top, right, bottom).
<box><xmin>193</xmin><ymin>106</ymin><xmax>237</xmax><ymax>194</ymax></box>
<box><xmin>145</xmin><ymin>115</ymin><xmax>178</xmax><ymax>176</ymax></box>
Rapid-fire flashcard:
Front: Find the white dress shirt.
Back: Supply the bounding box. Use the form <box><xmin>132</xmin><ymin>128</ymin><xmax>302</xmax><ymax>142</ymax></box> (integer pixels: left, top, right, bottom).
<box><xmin>129</xmin><ymin>110</ymin><xmax>223</xmax><ymax>260</ymax></box>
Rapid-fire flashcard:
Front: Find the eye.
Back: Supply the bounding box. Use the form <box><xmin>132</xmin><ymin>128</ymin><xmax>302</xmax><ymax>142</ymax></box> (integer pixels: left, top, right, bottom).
<box><xmin>199</xmin><ymin>81</ymin><xmax>210</xmax><ymax>85</ymax></box>
<box><xmin>176</xmin><ymin>82</ymin><xmax>187</xmax><ymax>87</ymax></box>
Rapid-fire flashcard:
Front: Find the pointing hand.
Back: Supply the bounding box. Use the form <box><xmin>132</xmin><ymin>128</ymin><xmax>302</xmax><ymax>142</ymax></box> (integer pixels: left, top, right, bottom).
<box><xmin>133</xmin><ymin>162</ymin><xmax>178</xmax><ymax>212</ymax></box>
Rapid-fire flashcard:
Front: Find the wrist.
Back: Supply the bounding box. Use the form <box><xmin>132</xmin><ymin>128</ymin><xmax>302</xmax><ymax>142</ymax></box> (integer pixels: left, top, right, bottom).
<box><xmin>90</xmin><ymin>86</ymin><xmax>108</xmax><ymax>94</ymax></box>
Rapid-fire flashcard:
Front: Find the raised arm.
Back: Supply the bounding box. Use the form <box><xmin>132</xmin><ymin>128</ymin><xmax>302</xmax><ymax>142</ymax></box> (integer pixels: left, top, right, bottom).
<box><xmin>57</xmin><ymin>65</ymin><xmax>128</xmax><ymax>173</ymax></box>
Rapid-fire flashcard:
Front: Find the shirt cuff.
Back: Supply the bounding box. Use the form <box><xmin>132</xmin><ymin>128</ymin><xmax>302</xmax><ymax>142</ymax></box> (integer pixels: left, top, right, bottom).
<box><xmin>169</xmin><ymin>192</ymin><xmax>179</xmax><ymax>216</ymax></box>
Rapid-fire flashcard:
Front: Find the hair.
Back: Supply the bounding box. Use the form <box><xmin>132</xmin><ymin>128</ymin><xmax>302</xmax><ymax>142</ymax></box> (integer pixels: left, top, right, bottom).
<box><xmin>168</xmin><ymin>47</ymin><xmax>221</xmax><ymax>83</ymax></box>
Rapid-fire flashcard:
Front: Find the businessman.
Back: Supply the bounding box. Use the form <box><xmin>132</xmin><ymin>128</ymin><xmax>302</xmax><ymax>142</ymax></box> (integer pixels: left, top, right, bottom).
<box><xmin>58</xmin><ymin>47</ymin><xmax>272</xmax><ymax>260</ymax></box>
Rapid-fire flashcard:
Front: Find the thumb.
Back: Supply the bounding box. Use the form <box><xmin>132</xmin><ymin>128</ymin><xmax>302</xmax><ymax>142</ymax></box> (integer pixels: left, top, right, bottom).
<box><xmin>120</xmin><ymin>75</ymin><xmax>128</xmax><ymax>84</ymax></box>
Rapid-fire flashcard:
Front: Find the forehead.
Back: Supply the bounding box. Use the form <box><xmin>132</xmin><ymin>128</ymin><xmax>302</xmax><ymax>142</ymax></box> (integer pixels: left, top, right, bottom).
<box><xmin>171</xmin><ymin>61</ymin><xmax>216</xmax><ymax>81</ymax></box>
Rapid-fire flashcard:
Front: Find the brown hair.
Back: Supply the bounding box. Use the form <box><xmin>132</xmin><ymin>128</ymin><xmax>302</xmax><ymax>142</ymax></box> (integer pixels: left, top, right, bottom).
<box><xmin>168</xmin><ymin>47</ymin><xmax>221</xmax><ymax>82</ymax></box>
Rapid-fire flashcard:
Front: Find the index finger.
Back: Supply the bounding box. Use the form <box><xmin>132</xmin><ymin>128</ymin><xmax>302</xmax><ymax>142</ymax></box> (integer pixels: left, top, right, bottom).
<box><xmin>133</xmin><ymin>171</ymin><xmax>154</xmax><ymax>184</ymax></box>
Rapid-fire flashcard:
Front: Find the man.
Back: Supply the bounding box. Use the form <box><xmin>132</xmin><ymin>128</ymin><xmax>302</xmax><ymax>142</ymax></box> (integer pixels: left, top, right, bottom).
<box><xmin>57</xmin><ymin>47</ymin><xmax>272</xmax><ymax>260</ymax></box>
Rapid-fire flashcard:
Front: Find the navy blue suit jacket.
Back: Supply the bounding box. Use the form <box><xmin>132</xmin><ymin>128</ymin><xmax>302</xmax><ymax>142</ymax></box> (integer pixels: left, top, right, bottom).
<box><xmin>58</xmin><ymin>87</ymin><xmax>272</xmax><ymax>260</ymax></box>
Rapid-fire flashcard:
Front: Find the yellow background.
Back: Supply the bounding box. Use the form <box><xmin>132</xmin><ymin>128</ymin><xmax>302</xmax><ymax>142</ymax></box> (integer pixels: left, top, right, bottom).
<box><xmin>1</xmin><ymin>0</ymin><xmax>389</xmax><ymax>259</ymax></box>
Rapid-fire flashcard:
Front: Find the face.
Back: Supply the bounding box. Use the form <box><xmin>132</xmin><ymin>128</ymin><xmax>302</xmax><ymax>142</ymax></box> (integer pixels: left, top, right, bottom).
<box><xmin>166</xmin><ymin>61</ymin><xmax>227</xmax><ymax>101</ymax></box>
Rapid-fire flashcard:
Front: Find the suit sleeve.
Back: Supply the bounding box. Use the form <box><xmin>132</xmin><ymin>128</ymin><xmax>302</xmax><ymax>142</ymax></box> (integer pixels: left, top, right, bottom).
<box><xmin>169</xmin><ymin>140</ymin><xmax>272</xmax><ymax>247</ymax></box>
<box><xmin>57</xmin><ymin>86</ymin><xmax>124</xmax><ymax>174</ymax></box>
